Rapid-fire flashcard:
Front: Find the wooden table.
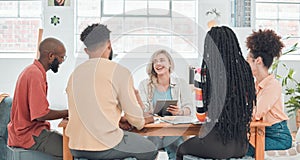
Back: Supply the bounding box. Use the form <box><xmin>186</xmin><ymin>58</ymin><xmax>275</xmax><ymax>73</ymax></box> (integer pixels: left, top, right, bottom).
<box><xmin>58</xmin><ymin>119</ymin><xmax>270</xmax><ymax>160</ymax></box>
<box><xmin>131</xmin><ymin>122</ymin><xmax>202</xmax><ymax>136</ymax></box>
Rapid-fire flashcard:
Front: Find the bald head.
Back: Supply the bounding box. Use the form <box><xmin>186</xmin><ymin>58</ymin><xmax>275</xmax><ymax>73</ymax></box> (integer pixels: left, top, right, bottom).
<box><xmin>39</xmin><ymin>37</ymin><xmax>65</xmax><ymax>59</ymax></box>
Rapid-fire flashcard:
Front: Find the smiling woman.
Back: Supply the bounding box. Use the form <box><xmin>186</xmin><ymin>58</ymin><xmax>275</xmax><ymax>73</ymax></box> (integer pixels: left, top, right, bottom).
<box><xmin>138</xmin><ymin>49</ymin><xmax>194</xmax><ymax>159</ymax></box>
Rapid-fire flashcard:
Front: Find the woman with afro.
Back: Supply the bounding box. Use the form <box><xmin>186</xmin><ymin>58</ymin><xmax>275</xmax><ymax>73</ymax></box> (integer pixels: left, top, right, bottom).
<box><xmin>246</xmin><ymin>29</ymin><xmax>292</xmax><ymax>157</ymax></box>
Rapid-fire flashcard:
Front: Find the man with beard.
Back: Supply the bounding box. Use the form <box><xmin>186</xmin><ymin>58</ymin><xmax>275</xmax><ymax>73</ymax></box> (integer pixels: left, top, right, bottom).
<box><xmin>7</xmin><ymin>37</ymin><xmax>68</xmax><ymax>159</ymax></box>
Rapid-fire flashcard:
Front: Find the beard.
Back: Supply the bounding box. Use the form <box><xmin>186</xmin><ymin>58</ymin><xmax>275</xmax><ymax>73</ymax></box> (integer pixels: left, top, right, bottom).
<box><xmin>50</xmin><ymin>58</ymin><xmax>60</xmax><ymax>73</ymax></box>
<box><xmin>109</xmin><ymin>48</ymin><xmax>113</xmax><ymax>60</ymax></box>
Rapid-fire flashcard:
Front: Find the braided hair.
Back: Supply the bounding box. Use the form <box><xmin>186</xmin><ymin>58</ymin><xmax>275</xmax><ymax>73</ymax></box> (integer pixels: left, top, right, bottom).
<box><xmin>201</xmin><ymin>26</ymin><xmax>256</xmax><ymax>144</ymax></box>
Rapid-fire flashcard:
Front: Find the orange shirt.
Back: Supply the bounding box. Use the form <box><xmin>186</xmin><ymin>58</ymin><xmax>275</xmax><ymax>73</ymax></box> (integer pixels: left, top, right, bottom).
<box><xmin>66</xmin><ymin>58</ymin><xmax>145</xmax><ymax>151</ymax></box>
<box><xmin>253</xmin><ymin>74</ymin><xmax>288</xmax><ymax>125</ymax></box>
<box><xmin>7</xmin><ymin>60</ymin><xmax>50</xmax><ymax>149</ymax></box>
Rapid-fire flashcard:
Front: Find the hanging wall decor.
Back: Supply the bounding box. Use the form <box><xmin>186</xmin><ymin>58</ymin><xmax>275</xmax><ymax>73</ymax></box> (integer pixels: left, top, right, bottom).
<box><xmin>51</xmin><ymin>15</ymin><xmax>60</xmax><ymax>26</ymax></box>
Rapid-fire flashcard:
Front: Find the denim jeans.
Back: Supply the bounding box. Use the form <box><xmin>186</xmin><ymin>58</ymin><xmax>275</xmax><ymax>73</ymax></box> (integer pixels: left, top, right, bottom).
<box><xmin>246</xmin><ymin>120</ymin><xmax>292</xmax><ymax>157</ymax></box>
<box><xmin>0</xmin><ymin>97</ymin><xmax>12</xmax><ymax>160</ymax></box>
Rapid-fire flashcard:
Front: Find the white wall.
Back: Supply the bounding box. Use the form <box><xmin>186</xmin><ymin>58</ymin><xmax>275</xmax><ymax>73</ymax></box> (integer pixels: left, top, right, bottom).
<box><xmin>0</xmin><ymin>58</ymin><xmax>33</xmax><ymax>94</ymax></box>
<box><xmin>42</xmin><ymin>0</ymin><xmax>75</xmax><ymax>109</ymax></box>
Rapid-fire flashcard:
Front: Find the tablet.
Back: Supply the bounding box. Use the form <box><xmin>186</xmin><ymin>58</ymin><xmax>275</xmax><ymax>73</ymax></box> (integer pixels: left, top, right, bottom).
<box><xmin>153</xmin><ymin>100</ymin><xmax>178</xmax><ymax>116</ymax></box>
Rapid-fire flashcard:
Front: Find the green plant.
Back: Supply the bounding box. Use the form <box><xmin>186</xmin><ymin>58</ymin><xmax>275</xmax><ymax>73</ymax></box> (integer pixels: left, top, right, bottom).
<box><xmin>205</xmin><ymin>8</ymin><xmax>221</xmax><ymax>18</ymax></box>
<box><xmin>271</xmin><ymin>42</ymin><xmax>298</xmax><ymax>86</ymax></box>
<box><xmin>285</xmin><ymin>81</ymin><xmax>300</xmax><ymax>117</ymax></box>
<box><xmin>271</xmin><ymin>41</ymin><xmax>300</xmax><ymax>117</ymax></box>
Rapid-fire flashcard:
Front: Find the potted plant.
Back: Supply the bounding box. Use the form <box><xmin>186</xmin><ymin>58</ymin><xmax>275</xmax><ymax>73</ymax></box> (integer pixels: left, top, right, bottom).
<box><xmin>285</xmin><ymin>77</ymin><xmax>300</xmax><ymax>128</ymax></box>
<box><xmin>271</xmin><ymin>41</ymin><xmax>300</xmax><ymax>128</ymax></box>
<box><xmin>206</xmin><ymin>8</ymin><xmax>221</xmax><ymax>28</ymax></box>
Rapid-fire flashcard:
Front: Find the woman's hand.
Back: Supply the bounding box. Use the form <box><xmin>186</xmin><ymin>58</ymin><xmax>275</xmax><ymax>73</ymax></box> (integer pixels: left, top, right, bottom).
<box><xmin>167</xmin><ymin>105</ymin><xmax>183</xmax><ymax>116</ymax></box>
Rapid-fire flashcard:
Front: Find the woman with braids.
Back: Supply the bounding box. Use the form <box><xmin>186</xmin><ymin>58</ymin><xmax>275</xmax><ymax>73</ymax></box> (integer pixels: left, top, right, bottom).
<box><xmin>245</xmin><ymin>29</ymin><xmax>292</xmax><ymax>157</ymax></box>
<box><xmin>138</xmin><ymin>49</ymin><xmax>194</xmax><ymax>159</ymax></box>
<box><xmin>176</xmin><ymin>26</ymin><xmax>256</xmax><ymax>159</ymax></box>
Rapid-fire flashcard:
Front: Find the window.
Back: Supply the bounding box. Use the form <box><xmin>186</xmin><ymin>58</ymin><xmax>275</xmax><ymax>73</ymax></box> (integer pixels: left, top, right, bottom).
<box><xmin>76</xmin><ymin>0</ymin><xmax>198</xmax><ymax>58</ymax></box>
<box><xmin>101</xmin><ymin>0</ymin><xmax>171</xmax><ymax>17</ymax></box>
<box><xmin>0</xmin><ymin>1</ymin><xmax>42</xmax><ymax>54</ymax></box>
<box><xmin>255</xmin><ymin>0</ymin><xmax>300</xmax><ymax>54</ymax></box>
<box><xmin>231</xmin><ymin>0</ymin><xmax>252</xmax><ymax>27</ymax></box>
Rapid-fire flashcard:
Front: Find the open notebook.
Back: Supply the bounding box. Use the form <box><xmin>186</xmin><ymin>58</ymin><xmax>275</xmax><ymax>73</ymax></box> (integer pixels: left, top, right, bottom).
<box><xmin>160</xmin><ymin>116</ymin><xmax>204</xmax><ymax>124</ymax></box>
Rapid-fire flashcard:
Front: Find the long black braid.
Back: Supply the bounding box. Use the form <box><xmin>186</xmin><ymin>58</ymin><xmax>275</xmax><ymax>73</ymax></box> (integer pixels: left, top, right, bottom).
<box><xmin>201</xmin><ymin>26</ymin><xmax>256</xmax><ymax>144</ymax></box>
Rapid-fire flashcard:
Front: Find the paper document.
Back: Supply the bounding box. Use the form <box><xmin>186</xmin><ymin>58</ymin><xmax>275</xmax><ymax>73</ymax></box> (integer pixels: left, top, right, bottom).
<box><xmin>160</xmin><ymin>116</ymin><xmax>203</xmax><ymax>124</ymax></box>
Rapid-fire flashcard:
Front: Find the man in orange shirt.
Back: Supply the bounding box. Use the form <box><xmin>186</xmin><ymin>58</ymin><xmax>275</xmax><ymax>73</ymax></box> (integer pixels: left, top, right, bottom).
<box><xmin>7</xmin><ymin>37</ymin><xmax>68</xmax><ymax>159</ymax></box>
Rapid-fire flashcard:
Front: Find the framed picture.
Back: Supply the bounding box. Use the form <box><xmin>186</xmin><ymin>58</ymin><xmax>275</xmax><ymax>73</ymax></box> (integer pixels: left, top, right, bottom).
<box><xmin>48</xmin><ymin>0</ymin><xmax>70</xmax><ymax>6</ymax></box>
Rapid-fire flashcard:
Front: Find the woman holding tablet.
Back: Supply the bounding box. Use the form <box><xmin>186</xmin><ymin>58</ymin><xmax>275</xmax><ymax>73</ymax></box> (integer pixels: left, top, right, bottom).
<box><xmin>138</xmin><ymin>49</ymin><xmax>194</xmax><ymax>159</ymax></box>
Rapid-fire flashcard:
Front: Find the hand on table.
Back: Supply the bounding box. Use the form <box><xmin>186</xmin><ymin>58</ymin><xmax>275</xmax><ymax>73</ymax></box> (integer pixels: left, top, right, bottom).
<box><xmin>143</xmin><ymin>112</ymin><xmax>154</xmax><ymax>124</ymax></box>
<box><xmin>119</xmin><ymin>116</ymin><xmax>133</xmax><ymax>131</ymax></box>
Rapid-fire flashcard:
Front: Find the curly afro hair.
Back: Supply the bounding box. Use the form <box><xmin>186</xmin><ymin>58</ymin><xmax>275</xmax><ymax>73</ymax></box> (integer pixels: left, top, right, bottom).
<box><xmin>246</xmin><ymin>29</ymin><xmax>284</xmax><ymax>68</ymax></box>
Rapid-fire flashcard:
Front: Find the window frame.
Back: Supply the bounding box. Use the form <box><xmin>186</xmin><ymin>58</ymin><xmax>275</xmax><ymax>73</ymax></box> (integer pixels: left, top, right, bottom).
<box><xmin>76</xmin><ymin>0</ymin><xmax>199</xmax><ymax>59</ymax></box>
<box><xmin>101</xmin><ymin>0</ymin><xmax>172</xmax><ymax>17</ymax></box>
<box><xmin>254</xmin><ymin>0</ymin><xmax>300</xmax><ymax>56</ymax></box>
<box><xmin>0</xmin><ymin>0</ymin><xmax>42</xmax><ymax>57</ymax></box>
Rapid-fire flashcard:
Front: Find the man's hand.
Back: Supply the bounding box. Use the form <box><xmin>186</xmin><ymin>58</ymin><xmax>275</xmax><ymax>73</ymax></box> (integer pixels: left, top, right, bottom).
<box><xmin>143</xmin><ymin>112</ymin><xmax>154</xmax><ymax>124</ymax></box>
<box><xmin>36</xmin><ymin>109</ymin><xmax>68</xmax><ymax>121</ymax></box>
<box><xmin>119</xmin><ymin>116</ymin><xmax>133</xmax><ymax>131</ymax></box>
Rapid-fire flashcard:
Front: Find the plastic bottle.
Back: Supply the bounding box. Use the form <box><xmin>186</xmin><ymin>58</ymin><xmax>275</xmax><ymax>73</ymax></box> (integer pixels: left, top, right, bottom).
<box><xmin>194</xmin><ymin>68</ymin><xmax>206</xmax><ymax>122</ymax></box>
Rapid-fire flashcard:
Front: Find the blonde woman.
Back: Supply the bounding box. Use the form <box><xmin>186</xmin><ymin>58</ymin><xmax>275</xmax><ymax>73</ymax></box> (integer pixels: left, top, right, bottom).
<box><xmin>138</xmin><ymin>49</ymin><xmax>194</xmax><ymax>159</ymax></box>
